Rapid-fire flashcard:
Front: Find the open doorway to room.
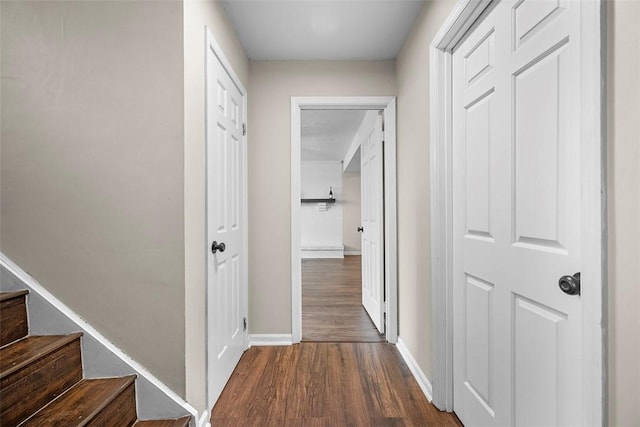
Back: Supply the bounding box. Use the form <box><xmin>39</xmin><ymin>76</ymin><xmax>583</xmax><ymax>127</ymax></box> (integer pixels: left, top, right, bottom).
<box><xmin>290</xmin><ymin>96</ymin><xmax>398</xmax><ymax>345</ymax></box>
<box><xmin>299</xmin><ymin>109</ymin><xmax>384</xmax><ymax>342</ymax></box>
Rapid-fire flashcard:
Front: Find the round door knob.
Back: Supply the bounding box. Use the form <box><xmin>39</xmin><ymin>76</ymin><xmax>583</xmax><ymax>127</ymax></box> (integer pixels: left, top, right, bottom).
<box><xmin>558</xmin><ymin>272</ymin><xmax>580</xmax><ymax>295</ymax></box>
<box><xmin>357</xmin><ymin>226</ymin><xmax>364</xmax><ymax>232</ymax></box>
<box><xmin>211</xmin><ymin>241</ymin><xmax>226</xmax><ymax>254</ymax></box>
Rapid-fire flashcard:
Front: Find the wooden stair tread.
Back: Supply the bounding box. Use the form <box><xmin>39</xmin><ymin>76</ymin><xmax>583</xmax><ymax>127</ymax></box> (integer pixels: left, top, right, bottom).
<box><xmin>0</xmin><ymin>289</ymin><xmax>29</xmax><ymax>302</ymax></box>
<box><xmin>21</xmin><ymin>376</ymin><xmax>137</xmax><ymax>426</ymax></box>
<box><xmin>0</xmin><ymin>289</ymin><xmax>184</xmax><ymax>424</ymax></box>
<box><xmin>0</xmin><ymin>333</ymin><xmax>83</xmax><ymax>377</ymax></box>
<box><xmin>0</xmin><ymin>333</ymin><xmax>83</xmax><ymax>426</ymax></box>
<box><xmin>133</xmin><ymin>416</ymin><xmax>191</xmax><ymax>427</ymax></box>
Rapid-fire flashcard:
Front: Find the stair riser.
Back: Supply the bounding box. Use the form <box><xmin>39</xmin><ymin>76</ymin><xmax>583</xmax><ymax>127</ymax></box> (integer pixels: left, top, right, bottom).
<box><xmin>0</xmin><ymin>296</ymin><xmax>28</xmax><ymax>346</ymax></box>
<box><xmin>85</xmin><ymin>382</ymin><xmax>137</xmax><ymax>427</ymax></box>
<box><xmin>0</xmin><ymin>339</ymin><xmax>82</xmax><ymax>425</ymax></box>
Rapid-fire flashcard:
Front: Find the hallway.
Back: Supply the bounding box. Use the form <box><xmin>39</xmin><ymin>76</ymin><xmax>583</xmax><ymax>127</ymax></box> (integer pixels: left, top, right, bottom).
<box><xmin>302</xmin><ymin>256</ymin><xmax>384</xmax><ymax>342</ymax></box>
<box><xmin>210</xmin><ymin>256</ymin><xmax>461</xmax><ymax>426</ymax></box>
<box><xmin>210</xmin><ymin>342</ymin><xmax>462</xmax><ymax>426</ymax></box>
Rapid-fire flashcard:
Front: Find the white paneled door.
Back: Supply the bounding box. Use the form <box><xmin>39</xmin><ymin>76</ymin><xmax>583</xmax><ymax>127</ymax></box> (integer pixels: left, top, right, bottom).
<box><xmin>361</xmin><ymin>114</ymin><xmax>385</xmax><ymax>333</ymax></box>
<box><xmin>453</xmin><ymin>1</ymin><xmax>583</xmax><ymax>425</ymax></box>
<box><xmin>206</xmin><ymin>40</ymin><xmax>247</xmax><ymax>407</ymax></box>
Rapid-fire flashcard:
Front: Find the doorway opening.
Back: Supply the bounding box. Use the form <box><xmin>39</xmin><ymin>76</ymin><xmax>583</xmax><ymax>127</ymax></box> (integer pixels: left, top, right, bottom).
<box><xmin>299</xmin><ymin>109</ymin><xmax>384</xmax><ymax>342</ymax></box>
<box><xmin>291</xmin><ymin>97</ymin><xmax>398</xmax><ymax>344</ymax></box>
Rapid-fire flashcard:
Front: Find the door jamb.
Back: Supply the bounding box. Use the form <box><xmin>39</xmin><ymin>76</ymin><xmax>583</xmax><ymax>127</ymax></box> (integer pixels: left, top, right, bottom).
<box><xmin>290</xmin><ymin>96</ymin><xmax>398</xmax><ymax>344</ymax></box>
<box><xmin>428</xmin><ymin>1</ymin><xmax>607</xmax><ymax>423</ymax></box>
<box><xmin>204</xmin><ymin>27</ymin><xmax>249</xmax><ymax>409</ymax></box>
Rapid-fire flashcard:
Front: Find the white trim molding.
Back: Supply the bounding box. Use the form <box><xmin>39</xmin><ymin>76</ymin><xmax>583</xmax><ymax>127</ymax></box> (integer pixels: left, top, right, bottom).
<box><xmin>249</xmin><ymin>334</ymin><xmax>293</xmax><ymax>347</ymax></box>
<box><xmin>291</xmin><ymin>96</ymin><xmax>398</xmax><ymax>345</ymax></box>
<box><xmin>428</xmin><ymin>2</ymin><xmax>492</xmax><ymax>411</ymax></box>
<box><xmin>0</xmin><ymin>252</ymin><xmax>198</xmax><ymax>422</ymax></box>
<box><xmin>301</xmin><ymin>246</ymin><xmax>344</xmax><ymax>259</ymax></box>
<box><xmin>428</xmin><ymin>0</ymin><xmax>607</xmax><ymax>422</ymax></box>
<box><xmin>578</xmin><ymin>1</ymin><xmax>608</xmax><ymax>422</ymax></box>
<box><xmin>396</xmin><ymin>337</ymin><xmax>433</xmax><ymax>402</ymax></box>
<box><xmin>198</xmin><ymin>410</ymin><xmax>211</xmax><ymax>427</ymax></box>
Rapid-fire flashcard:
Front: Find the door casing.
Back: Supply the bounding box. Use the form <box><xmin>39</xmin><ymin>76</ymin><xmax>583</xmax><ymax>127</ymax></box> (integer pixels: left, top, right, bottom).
<box><xmin>428</xmin><ymin>0</ymin><xmax>607</xmax><ymax>424</ymax></box>
<box><xmin>204</xmin><ymin>27</ymin><xmax>249</xmax><ymax>409</ymax></box>
<box><xmin>290</xmin><ymin>96</ymin><xmax>398</xmax><ymax>344</ymax></box>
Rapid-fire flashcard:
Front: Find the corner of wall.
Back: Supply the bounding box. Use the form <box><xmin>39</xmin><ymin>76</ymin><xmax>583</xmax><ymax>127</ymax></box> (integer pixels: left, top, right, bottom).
<box><xmin>394</xmin><ymin>0</ymin><xmax>457</xmax><ymax>382</ymax></box>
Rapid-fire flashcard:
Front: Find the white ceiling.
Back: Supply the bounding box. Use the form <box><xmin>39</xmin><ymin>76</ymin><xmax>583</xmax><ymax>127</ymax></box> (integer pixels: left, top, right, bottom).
<box><xmin>221</xmin><ymin>0</ymin><xmax>425</xmax><ymax>60</ymax></box>
<box><xmin>301</xmin><ymin>110</ymin><xmax>366</xmax><ymax>162</ymax></box>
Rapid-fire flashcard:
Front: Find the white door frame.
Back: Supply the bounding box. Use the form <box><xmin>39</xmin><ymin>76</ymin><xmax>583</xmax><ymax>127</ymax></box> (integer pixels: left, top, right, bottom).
<box><xmin>428</xmin><ymin>0</ymin><xmax>607</xmax><ymax>423</ymax></box>
<box><xmin>204</xmin><ymin>27</ymin><xmax>249</xmax><ymax>408</ymax></box>
<box><xmin>291</xmin><ymin>96</ymin><xmax>398</xmax><ymax>344</ymax></box>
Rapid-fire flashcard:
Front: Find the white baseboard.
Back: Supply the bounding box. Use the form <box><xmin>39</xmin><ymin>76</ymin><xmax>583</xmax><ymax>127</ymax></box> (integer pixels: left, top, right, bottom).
<box><xmin>301</xmin><ymin>245</ymin><xmax>344</xmax><ymax>259</ymax></box>
<box><xmin>249</xmin><ymin>334</ymin><xmax>293</xmax><ymax>347</ymax></box>
<box><xmin>0</xmin><ymin>252</ymin><xmax>198</xmax><ymax>421</ymax></box>
<box><xmin>344</xmin><ymin>250</ymin><xmax>362</xmax><ymax>256</ymax></box>
<box><xmin>396</xmin><ymin>336</ymin><xmax>433</xmax><ymax>402</ymax></box>
<box><xmin>198</xmin><ymin>410</ymin><xmax>210</xmax><ymax>427</ymax></box>
<box><xmin>301</xmin><ymin>251</ymin><xmax>344</xmax><ymax>259</ymax></box>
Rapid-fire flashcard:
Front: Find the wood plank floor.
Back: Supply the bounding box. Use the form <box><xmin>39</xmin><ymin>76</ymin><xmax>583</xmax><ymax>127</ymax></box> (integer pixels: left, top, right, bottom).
<box><xmin>302</xmin><ymin>256</ymin><xmax>384</xmax><ymax>342</ymax></box>
<box><xmin>210</xmin><ymin>343</ymin><xmax>462</xmax><ymax>426</ymax></box>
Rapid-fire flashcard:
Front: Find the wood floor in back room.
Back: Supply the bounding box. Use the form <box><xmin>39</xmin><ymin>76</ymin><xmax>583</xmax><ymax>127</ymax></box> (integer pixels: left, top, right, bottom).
<box><xmin>302</xmin><ymin>256</ymin><xmax>384</xmax><ymax>342</ymax></box>
<box><xmin>210</xmin><ymin>255</ymin><xmax>462</xmax><ymax>426</ymax></box>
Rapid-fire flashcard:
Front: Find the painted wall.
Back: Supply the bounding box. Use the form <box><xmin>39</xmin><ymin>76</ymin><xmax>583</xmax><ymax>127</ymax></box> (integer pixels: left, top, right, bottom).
<box><xmin>248</xmin><ymin>60</ymin><xmax>395</xmax><ymax>334</ymax></box>
<box><xmin>183</xmin><ymin>0</ymin><xmax>249</xmax><ymax>413</ymax></box>
<box><xmin>0</xmin><ymin>0</ymin><xmax>185</xmax><ymax>394</ymax></box>
<box><xmin>395</xmin><ymin>0</ymin><xmax>457</xmax><ymax>380</ymax></box>
<box><xmin>301</xmin><ymin>162</ymin><xmax>343</xmax><ymax>253</ymax></box>
<box><xmin>342</xmin><ymin>171</ymin><xmax>362</xmax><ymax>254</ymax></box>
<box><xmin>607</xmin><ymin>1</ymin><xmax>640</xmax><ymax>425</ymax></box>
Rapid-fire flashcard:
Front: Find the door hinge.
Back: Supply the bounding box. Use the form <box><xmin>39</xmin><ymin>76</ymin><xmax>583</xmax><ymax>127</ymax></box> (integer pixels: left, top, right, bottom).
<box><xmin>243</xmin><ymin>317</ymin><xmax>247</xmax><ymax>331</ymax></box>
<box><xmin>242</xmin><ymin>123</ymin><xmax>247</xmax><ymax>136</ymax></box>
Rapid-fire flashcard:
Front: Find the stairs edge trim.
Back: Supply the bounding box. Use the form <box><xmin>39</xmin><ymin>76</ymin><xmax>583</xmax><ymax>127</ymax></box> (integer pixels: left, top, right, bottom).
<box><xmin>0</xmin><ymin>251</ymin><xmax>198</xmax><ymax>421</ymax></box>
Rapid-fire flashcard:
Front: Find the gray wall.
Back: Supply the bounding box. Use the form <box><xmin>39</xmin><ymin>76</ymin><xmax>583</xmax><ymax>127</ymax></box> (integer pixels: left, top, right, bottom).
<box><xmin>342</xmin><ymin>171</ymin><xmax>361</xmax><ymax>254</ymax></box>
<box><xmin>0</xmin><ymin>265</ymin><xmax>190</xmax><ymax>420</ymax></box>
<box><xmin>395</xmin><ymin>0</ymin><xmax>457</xmax><ymax>379</ymax></box>
<box><xmin>0</xmin><ymin>1</ymin><xmax>186</xmax><ymax>395</ymax></box>
<box><xmin>247</xmin><ymin>60</ymin><xmax>396</xmax><ymax>334</ymax></box>
<box><xmin>607</xmin><ymin>1</ymin><xmax>640</xmax><ymax>424</ymax></box>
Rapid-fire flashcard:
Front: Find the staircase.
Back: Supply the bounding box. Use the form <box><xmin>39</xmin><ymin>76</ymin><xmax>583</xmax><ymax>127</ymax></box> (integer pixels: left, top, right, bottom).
<box><xmin>0</xmin><ymin>290</ymin><xmax>191</xmax><ymax>426</ymax></box>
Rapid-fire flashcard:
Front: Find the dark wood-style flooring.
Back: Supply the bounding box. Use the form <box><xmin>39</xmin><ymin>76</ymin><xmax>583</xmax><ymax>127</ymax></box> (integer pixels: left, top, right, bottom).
<box><xmin>210</xmin><ymin>343</ymin><xmax>462</xmax><ymax>426</ymax></box>
<box><xmin>210</xmin><ymin>255</ymin><xmax>461</xmax><ymax>426</ymax></box>
<box><xmin>302</xmin><ymin>256</ymin><xmax>384</xmax><ymax>342</ymax></box>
